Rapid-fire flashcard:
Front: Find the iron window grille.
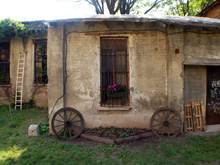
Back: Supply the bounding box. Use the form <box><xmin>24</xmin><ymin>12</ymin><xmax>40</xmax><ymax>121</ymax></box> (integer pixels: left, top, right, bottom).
<box><xmin>0</xmin><ymin>42</ymin><xmax>10</xmax><ymax>85</ymax></box>
<box><xmin>100</xmin><ymin>37</ymin><xmax>130</xmax><ymax>107</ymax></box>
<box><xmin>33</xmin><ymin>39</ymin><xmax>48</xmax><ymax>84</ymax></box>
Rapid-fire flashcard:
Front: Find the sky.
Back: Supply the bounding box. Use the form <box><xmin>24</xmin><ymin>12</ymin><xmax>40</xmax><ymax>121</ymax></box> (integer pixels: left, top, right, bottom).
<box><xmin>0</xmin><ymin>0</ymin><xmax>95</xmax><ymax>21</ymax></box>
<box><xmin>0</xmin><ymin>0</ymin><xmax>165</xmax><ymax>21</ymax></box>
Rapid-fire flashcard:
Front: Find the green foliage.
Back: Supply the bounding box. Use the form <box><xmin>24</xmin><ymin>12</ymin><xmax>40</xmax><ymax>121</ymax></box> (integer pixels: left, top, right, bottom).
<box><xmin>38</xmin><ymin>119</ymin><xmax>49</xmax><ymax>135</ymax></box>
<box><xmin>84</xmin><ymin>126</ymin><xmax>150</xmax><ymax>138</ymax></box>
<box><xmin>26</xmin><ymin>98</ymin><xmax>36</xmax><ymax>109</ymax></box>
<box><xmin>0</xmin><ymin>18</ymin><xmax>47</xmax><ymax>42</ymax></box>
<box><xmin>132</xmin><ymin>0</ymin><xmax>216</xmax><ymax>16</ymax></box>
<box><xmin>0</xmin><ymin>18</ymin><xmax>25</xmax><ymax>41</ymax></box>
<box><xmin>162</xmin><ymin>0</ymin><xmax>216</xmax><ymax>16</ymax></box>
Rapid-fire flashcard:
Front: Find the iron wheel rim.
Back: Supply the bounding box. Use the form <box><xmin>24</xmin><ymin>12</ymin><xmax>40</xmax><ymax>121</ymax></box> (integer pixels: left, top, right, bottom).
<box><xmin>150</xmin><ymin>108</ymin><xmax>181</xmax><ymax>138</ymax></box>
<box><xmin>51</xmin><ymin>107</ymin><xmax>84</xmax><ymax>140</ymax></box>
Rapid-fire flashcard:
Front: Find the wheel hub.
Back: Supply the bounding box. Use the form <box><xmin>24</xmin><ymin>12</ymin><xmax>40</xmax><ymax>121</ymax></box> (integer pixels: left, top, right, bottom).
<box><xmin>65</xmin><ymin>121</ymin><xmax>72</xmax><ymax>127</ymax></box>
<box><xmin>163</xmin><ymin>121</ymin><xmax>169</xmax><ymax>126</ymax></box>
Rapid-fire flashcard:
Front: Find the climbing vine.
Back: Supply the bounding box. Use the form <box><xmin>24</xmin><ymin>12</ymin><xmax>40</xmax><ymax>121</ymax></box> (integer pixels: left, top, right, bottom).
<box><xmin>0</xmin><ymin>18</ymin><xmax>47</xmax><ymax>41</ymax></box>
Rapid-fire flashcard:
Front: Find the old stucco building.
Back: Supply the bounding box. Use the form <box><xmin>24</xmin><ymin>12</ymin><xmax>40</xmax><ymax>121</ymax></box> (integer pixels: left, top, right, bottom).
<box><xmin>1</xmin><ymin>15</ymin><xmax>220</xmax><ymax>129</ymax></box>
<box><xmin>45</xmin><ymin>15</ymin><xmax>220</xmax><ymax>129</ymax></box>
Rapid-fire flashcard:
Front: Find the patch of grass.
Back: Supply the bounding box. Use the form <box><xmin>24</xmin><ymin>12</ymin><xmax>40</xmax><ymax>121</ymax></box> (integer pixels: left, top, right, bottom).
<box><xmin>98</xmin><ymin>144</ymin><xmax>118</xmax><ymax>155</ymax></box>
<box><xmin>1</xmin><ymin>105</ymin><xmax>220</xmax><ymax>164</ymax></box>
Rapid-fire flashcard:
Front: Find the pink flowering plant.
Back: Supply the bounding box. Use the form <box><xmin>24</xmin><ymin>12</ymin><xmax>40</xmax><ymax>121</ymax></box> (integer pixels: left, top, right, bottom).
<box><xmin>106</xmin><ymin>84</ymin><xmax>128</xmax><ymax>94</ymax></box>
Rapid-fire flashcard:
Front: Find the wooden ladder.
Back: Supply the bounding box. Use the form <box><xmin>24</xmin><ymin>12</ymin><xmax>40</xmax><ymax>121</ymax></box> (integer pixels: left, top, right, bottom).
<box><xmin>15</xmin><ymin>52</ymin><xmax>26</xmax><ymax>110</ymax></box>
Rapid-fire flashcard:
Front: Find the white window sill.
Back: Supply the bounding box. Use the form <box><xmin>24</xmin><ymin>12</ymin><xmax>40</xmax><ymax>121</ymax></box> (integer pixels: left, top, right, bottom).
<box><xmin>97</xmin><ymin>106</ymin><xmax>132</xmax><ymax>111</ymax></box>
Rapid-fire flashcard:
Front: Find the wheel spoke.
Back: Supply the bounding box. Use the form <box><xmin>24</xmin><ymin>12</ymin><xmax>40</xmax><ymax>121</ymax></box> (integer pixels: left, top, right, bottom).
<box><xmin>162</xmin><ymin>126</ymin><xmax>166</xmax><ymax>136</ymax></box>
<box><xmin>54</xmin><ymin>124</ymin><xmax>64</xmax><ymax>128</ymax></box>
<box><xmin>169</xmin><ymin>119</ymin><xmax>180</xmax><ymax>123</ymax></box>
<box><xmin>64</xmin><ymin>111</ymin><xmax>67</xmax><ymax>121</ymax></box>
<box><xmin>71</xmin><ymin>124</ymin><xmax>81</xmax><ymax>129</ymax></box>
<box><xmin>64</xmin><ymin>127</ymin><xmax>67</xmax><ymax>137</ymax></box>
<box><xmin>72</xmin><ymin>120</ymin><xmax>81</xmax><ymax>124</ymax></box>
<box><xmin>167</xmin><ymin>126</ymin><xmax>172</xmax><ymax>136</ymax></box>
<box><xmin>58</xmin><ymin>113</ymin><xmax>65</xmax><ymax>121</ymax></box>
<box><xmin>55</xmin><ymin>119</ymin><xmax>64</xmax><ymax>123</ymax></box>
<box><xmin>166</xmin><ymin>111</ymin><xmax>171</xmax><ymax>120</ymax></box>
<box><xmin>57</xmin><ymin>127</ymin><xmax>65</xmax><ymax>134</ymax></box>
<box><xmin>69</xmin><ymin>111</ymin><xmax>73</xmax><ymax>121</ymax></box>
<box><xmin>69</xmin><ymin>128</ymin><xmax>72</xmax><ymax>137</ymax></box>
<box><xmin>162</xmin><ymin>111</ymin><xmax>166</xmax><ymax>119</ymax></box>
<box><xmin>168</xmin><ymin>114</ymin><xmax>176</xmax><ymax>122</ymax></box>
<box><xmin>167</xmin><ymin>112</ymin><xmax>174</xmax><ymax>121</ymax></box>
<box><xmin>153</xmin><ymin>118</ymin><xmax>163</xmax><ymax>124</ymax></box>
<box><xmin>156</xmin><ymin>125</ymin><xmax>163</xmax><ymax>133</ymax></box>
<box><xmin>169</xmin><ymin>123</ymin><xmax>179</xmax><ymax>129</ymax></box>
<box><xmin>157</xmin><ymin>112</ymin><xmax>164</xmax><ymax>121</ymax></box>
<box><xmin>152</xmin><ymin>123</ymin><xmax>162</xmax><ymax>128</ymax></box>
<box><xmin>70</xmin><ymin>114</ymin><xmax>78</xmax><ymax>122</ymax></box>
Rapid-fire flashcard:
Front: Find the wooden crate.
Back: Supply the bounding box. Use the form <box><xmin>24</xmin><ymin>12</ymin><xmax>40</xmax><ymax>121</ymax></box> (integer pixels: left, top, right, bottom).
<box><xmin>184</xmin><ymin>103</ymin><xmax>194</xmax><ymax>132</ymax></box>
<box><xmin>184</xmin><ymin>101</ymin><xmax>206</xmax><ymax>132</ymax></box>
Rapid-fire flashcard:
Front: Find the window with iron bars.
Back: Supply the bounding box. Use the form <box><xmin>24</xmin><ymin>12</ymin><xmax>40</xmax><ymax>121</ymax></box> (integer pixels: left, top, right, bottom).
<box><xmin>0</xmin><ymin>42</ymin><xmax>10</xmax><ymax>85</ymax></box>
<box><xmin>33</xmin><ymin>39</ymin><xmax>48</xmax><ymax>84</ymax></box>
<box><xmin>100</xmin><ymin>37</ymin><xmax>129</xmax><ymax>107</ymax></box>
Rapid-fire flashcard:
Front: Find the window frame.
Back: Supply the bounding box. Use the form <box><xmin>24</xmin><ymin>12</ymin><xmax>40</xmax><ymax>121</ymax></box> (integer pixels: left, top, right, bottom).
<box><xmin>0</xmin><ymin>42</ymin><xmax>10</xmax><ymax>85</ymax></box>
<box><xmin>33</xmin><ymin>39</ymin><xmax>48</xmax><ymax>85</ymax></box>
<box><xmin>100</xmin><ymin>37</ymin><xmax>130</xmax><ymax>107</ymax></box>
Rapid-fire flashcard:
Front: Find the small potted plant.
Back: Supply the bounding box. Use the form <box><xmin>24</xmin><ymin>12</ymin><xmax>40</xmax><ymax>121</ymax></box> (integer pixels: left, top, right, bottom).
<box><xmin>106</xmin><ymin>84</ymin><xmax>128</xmax><ymax>98</ymax></box>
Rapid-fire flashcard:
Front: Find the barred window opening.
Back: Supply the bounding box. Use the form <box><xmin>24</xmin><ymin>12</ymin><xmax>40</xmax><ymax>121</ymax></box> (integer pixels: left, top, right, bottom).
<box><xmin>34</xmin><ymin>39</ymin><xmax>48</xmax><ymax>84</ymax></box>
<box><xmin>0</xmin><ymin>42</ymin><xmax>10</xmax><ymax>85</ymax></box>
<box><xmin>100</xmin><ymin>37</ymin><xmax>129</xmax><ymax>107</ymax></box>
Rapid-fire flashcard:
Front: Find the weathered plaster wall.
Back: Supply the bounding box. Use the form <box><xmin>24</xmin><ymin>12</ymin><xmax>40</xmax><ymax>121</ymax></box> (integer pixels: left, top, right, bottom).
<box><xmin>48</xmin><ymin>22</ymin><xmax>169</xmax><ymax>128</ymax></box>
<box><xmin>184</xmin><ymin>30</ymin><xmax>220</xmax><ymax>65</ymax></box>
<box><xmin>47</xmin><ymin>24</ymin><xmax>64</xmax><ymax>116</ymax></box>
<box><xmin>167</xmin><ymin>27</ymin><xmax>184</xmax><ymax>116</ymax></box>
<box><xmin>0</xmin><ymin>36</ymin><xmax>48</xmax><ymax>107</ymax></box>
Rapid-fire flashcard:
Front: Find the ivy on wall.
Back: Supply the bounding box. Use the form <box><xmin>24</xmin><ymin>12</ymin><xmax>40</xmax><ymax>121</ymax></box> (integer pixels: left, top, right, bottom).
<box><xmin>0</xmin><ymin>18</ymin><xmax>47</xmax><ymax>42</ymax></box>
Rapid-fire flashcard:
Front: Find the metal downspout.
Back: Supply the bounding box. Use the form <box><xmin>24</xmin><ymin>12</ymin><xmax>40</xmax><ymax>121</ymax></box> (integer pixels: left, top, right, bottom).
<box><xmin>63</xmin><ymin>23</ymin><xmax>66</xmax><ymax>108</ymax></box>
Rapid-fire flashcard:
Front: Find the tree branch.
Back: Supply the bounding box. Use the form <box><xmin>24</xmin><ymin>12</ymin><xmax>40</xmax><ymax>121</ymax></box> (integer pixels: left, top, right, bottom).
<box><xmin>144</xmin><ymin>0</ymin><xmax>164</xmax><ymax>14</ymax></box>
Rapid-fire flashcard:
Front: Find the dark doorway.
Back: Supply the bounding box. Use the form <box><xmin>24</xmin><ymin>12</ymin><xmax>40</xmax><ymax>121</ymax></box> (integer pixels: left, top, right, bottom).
<box><xmin>206</xmin><ymin>66</ymin><xmax>220</xmax><ymax>125</ymax></box>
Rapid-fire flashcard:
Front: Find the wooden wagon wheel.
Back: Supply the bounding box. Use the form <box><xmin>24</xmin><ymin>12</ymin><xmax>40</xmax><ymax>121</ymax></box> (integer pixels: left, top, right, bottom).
<box><xmin>51</xmin><ymin>107</ymin><xmax>84</xmax><ymax>140</ymax></box>
<box><xmin>150</xmin><ymin>108</ymin><xmax>181</xmax><ymax>138</ymax></box>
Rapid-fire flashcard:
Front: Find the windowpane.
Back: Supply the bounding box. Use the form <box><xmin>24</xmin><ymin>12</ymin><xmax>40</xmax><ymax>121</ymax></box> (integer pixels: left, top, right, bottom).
<box><xmin>100</xmin><ymin>38</ymin><xmax>129</xmax><ymax>106</ymax></box>
<box><xmin>34</xmin><ymin>39</ymin><xmax>48</xmax><ymax>84</ymax></box>
<box><xmin>0</xmin><ymin>42</ymin><xmax>10</xmax><ymax>85</ymax></box>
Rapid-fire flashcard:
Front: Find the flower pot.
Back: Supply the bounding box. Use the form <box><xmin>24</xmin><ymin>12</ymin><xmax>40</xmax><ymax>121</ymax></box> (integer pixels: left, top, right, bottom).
<box><xmin>106</xmin><ymin>91</ymin><xmax>127</xmax><ymax>98</ymax></box>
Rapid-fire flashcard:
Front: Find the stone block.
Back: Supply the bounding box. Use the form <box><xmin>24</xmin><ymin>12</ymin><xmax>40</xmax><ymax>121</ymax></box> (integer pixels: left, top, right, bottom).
<box><xmin>28</xmin><ymin>124</ymin><xmax>40</xmax><ymax>136</ymax></box>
